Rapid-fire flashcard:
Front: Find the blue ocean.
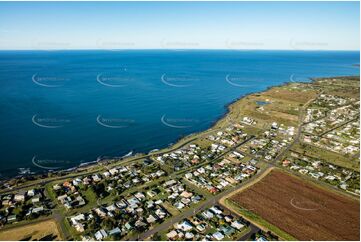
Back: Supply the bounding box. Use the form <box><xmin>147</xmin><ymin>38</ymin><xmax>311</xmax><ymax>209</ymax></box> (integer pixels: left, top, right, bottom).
<box><xmin>0</xmin><ymin>50</ymin><xmax>359</xmax><ymax>178</ymax></box>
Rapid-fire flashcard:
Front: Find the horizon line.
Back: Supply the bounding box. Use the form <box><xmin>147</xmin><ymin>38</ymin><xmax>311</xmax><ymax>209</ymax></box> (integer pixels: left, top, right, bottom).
<box><xmin>0</xmin><ymin>48</ymin><xmax>359</xmax><ymax>52</ymax></box>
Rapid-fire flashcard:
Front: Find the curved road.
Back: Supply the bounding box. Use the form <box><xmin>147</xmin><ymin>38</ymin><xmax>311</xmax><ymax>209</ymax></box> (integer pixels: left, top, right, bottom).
<box><xmin>0</xmin><ymin>127</ymin><xmax>222</xmax><ymax>194</ymax></box>
<box><xmin>128</xmin><ymin>163</ymin><xmax>270</xmax><ymax>241</ymax></box>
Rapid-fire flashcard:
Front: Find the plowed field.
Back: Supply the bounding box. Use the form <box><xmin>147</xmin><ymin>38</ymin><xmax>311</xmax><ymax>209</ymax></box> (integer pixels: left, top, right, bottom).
<box><xmin>230</xmin><ymin>170</ymin><xmax>359</xmax><ymax>241</ymax></box>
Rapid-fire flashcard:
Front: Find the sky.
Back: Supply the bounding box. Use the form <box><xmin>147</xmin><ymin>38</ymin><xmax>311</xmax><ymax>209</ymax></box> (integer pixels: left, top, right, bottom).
<box><xmin>0</xmin><ymin>1</ymin><xmax>359</xmax><ymax>50</ymax></box>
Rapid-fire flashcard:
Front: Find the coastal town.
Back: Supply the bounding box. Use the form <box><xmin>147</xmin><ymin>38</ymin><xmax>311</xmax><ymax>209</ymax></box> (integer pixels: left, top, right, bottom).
<box><xmin>0</xmin><ymin>76</ymin><xmax>359</xmax><ymax>241</ymax></box>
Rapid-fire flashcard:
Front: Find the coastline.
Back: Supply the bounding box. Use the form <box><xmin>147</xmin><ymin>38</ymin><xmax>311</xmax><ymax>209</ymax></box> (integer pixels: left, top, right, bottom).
<box><xmin>0</xmin><ymin>74</ymin><xmax>359</xmax><ymax>242</ymax></box>
<box><xmin>0</xmin><ymin>75</ymin><xmax>358</xmax><ymax>185</ymax></box>
<box><xmin>0</xmin><ymin>79</ymin><xmax>287</xmax><ymax>182</ymax></box>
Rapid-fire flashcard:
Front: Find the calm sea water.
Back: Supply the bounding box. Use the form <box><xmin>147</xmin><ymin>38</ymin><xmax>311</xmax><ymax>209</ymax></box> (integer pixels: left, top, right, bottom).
<box><xmin>0</xmin><ymin>50</ymin><xmax>359</xmax><ymax>178</ymax></box>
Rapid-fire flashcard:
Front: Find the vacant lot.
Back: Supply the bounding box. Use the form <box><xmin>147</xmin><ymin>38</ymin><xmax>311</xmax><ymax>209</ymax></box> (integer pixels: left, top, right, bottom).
<box><xmin>230</xmin><ymin>170</ymin><xmax>360</xmax><ymax>241</ymax></box>
<box><xmin>264</xmin><ymin>84</ymin><xmax>317</xmax><ymax>104</ymax></box>
<box><xmin>314</xmin><ymin>76</ymin><xmax>360</xmax><ymax>99</ymax></box>
<box><xmin>0</xmin><ymin>219</ymin><xmax>62</xmax><ymax>241</ymax></box>
<box><xmin>291</xmin><ymin>143</ymin><xmax>359</xmax><ymax>171</ymax></box>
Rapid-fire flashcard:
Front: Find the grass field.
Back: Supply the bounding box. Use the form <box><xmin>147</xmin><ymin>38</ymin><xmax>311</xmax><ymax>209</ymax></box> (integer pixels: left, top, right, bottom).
<box><xmin>292</xmin><ymin>142</ymin><xmax>360</xmax><ymax>171</ymax></box>
<box><xmin>0</xmin><ymin>219</ymin><xmax>62</xmax><ymax>241</ymax></box>
<box><xmin>228</xmin><ymin>169</ymin><xmax>360</xmax><ymax>241</ymax></box>
<box><xmin>313</xmin><ymin>76</ymin><xmax>360</xmax><ymax>99</ymax></box>
<box><xmin>214</xmin><ymin>82</ymin><xmax>317</xmax><ymax>131</ymax></box>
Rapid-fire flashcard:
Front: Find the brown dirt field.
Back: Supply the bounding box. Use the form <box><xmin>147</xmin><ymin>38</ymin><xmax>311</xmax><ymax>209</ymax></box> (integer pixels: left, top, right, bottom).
<box><xmin>230</xmin><ymin>170</ymin><xmax>360</xmax><ymax>241</ymax></box>
<box><xmin>0</xmin><ymin>219</ymin><xmax>62</xmax><ymax>241</ymax></box>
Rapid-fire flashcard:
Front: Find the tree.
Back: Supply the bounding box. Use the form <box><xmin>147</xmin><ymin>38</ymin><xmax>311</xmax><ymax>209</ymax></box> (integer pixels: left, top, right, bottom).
<box><xmin>88</xmin><ymin>219</ymin><xmax>98</xmax><ymax>231</ymax></box>
<box><xmin>101</xmin><ymin>218</ymin><xmax>115</xmax><ymax>230</ymax></box>
<box><xmin>152</xmin><ymin>232</ymin><xmax>162</xmax><ymax>240</ymax></box>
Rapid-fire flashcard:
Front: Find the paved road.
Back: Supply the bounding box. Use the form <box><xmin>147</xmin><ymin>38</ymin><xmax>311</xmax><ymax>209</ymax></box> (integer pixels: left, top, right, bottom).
<box><xmin>0</xmin><ymin>128</ymin><xmax>222</xmax><ymax>194</ymax></box>
<box><xmin>6</xmin><ymin>95</ymin><xmax>300</xmax><ymax>240</ymax></box>
<box><xmin>132</xmin><ymin>93</ymin><xmax>322</xmax><ymax>241</ymax></box>
<box><xmin>129</xmin><ymin>163</ymin><xmax>270</xmax><ymax>241</ymax></box>
<box><xmin>319</xmin><ymin>117</ymin><xmax>359</xmax><ymax>137</ymax></box>
<box><xmin>52</xmin><ymin>209</ymin><xmax>71</xmax><ymax>240</ymax></box>
<box><xmin>239</xmin><ymin>223</ymin><xmax>260</xmax><ymax>241</ymax></box>
<box><xmin>271</xmin><ymin>90</ymin><xmax>324</xmax><ymax>166</ymax></box>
